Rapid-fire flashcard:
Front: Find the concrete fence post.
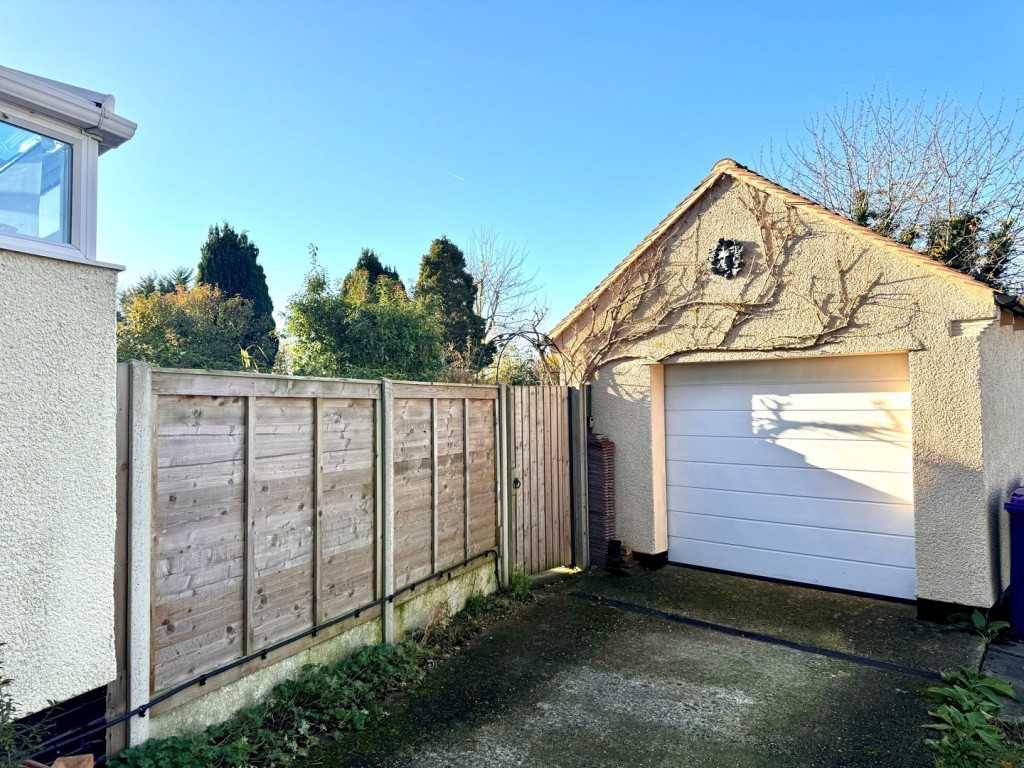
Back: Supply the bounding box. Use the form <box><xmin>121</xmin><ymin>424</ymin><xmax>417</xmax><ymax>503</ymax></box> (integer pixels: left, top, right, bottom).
<box><xmin>380</xmin><ymin>378</ymin><xmax>395</xmax><ymax>644</ymax></box>
<box><xmin>126</xmin><ymin>361</ymin><xmax>153</xmax><ymax>747</ymax></box>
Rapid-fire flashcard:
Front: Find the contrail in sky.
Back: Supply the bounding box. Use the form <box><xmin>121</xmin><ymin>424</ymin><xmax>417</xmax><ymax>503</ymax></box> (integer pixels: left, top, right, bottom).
<box><xmin>444</xmin><ymin>171</ymin><xmax>465</xmax><ymax>181</ymax></box>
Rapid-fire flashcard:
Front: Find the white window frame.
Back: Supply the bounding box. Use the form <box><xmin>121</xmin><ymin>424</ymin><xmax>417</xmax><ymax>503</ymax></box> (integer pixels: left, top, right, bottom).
<box><xmin>0</xmin><ymin>101</ymin><xmax>99</xmax><ymax>263</ymax></box>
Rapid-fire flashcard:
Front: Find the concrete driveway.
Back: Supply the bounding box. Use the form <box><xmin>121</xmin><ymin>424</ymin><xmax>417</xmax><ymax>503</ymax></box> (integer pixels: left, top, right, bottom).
<box><xmin>310</xmin><ymin>567</ymin><xmax>982</xmax><ymax>767</ymax></box>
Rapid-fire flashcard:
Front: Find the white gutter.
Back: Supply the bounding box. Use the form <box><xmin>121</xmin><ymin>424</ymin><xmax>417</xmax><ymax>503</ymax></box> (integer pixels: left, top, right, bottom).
<box><xmin>0</xmin><ymin>65</ymin><xmax>136</xmax><ymax>152</ymax></box>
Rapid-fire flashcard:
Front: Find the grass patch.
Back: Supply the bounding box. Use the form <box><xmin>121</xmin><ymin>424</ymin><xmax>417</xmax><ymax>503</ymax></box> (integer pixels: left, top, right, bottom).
<box><xmin>112</xmin><ymin>587</ymin><xmax>527</xmax><ymax>768</ymax></box>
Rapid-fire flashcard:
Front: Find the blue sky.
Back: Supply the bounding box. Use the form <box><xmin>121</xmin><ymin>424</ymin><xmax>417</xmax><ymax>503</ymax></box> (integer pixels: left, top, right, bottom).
<box><xmin>5</xmin><ymin>1</ymin><xmax>1022</xmax><ymax>329</ymax></box>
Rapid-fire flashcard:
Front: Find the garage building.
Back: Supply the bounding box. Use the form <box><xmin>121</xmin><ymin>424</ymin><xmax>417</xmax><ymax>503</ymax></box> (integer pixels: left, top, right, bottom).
<box><xmin>551</xmin><ymin>159</ymin><xmax>1024</xmax><ymax>610</ymax></box>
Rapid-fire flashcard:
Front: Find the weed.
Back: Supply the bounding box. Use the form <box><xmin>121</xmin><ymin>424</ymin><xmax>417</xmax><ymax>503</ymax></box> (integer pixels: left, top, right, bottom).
<box><xmin>998</xmin><ymin>721</ymin><xmax>1024</xmax><ymax>767</ymax></box>
<box><xmin>927</xmin><ymin>668</ymin><xmax>1016</xmax><ymax>711</ymax></box>
<box><xmin>416</xmin><ymin>597</ymin><xmax>452</xmax><ymax>647</ymax></box>
<box><xmin>949</xmin><ymin>610</ymin><xmax>1010</xmax><ymax>645</ymax></box>
<box><xmin>416</xmin><ymin>592</ymin><xmax>516</xmax><ymax>655</ymax></box>
<box><xmin>462</xmin><ymin>593</ymin><xmax>492</xmax><ymax>618</ymax></box>
<box><xmin>115</xmin><ymin>587</ymin><xmax>524</xmax><ymax>767</ymax></box>
<box><xmin>924</xmin><ymin>704</ymin><xmax>1005</xmax><ymax>767</ymax></box>
<box><xmin>0</xmin><ymin>643</ymin><xmax>48</xmax><ymax>768</ymax></box>
<box><xmin>505</xmin><ymin>570</ymin><xmax>533</xmax><ymax>601</ymax></box>
<box><xmin>923</xmin><ymin>667</ymin><xmax>1020</xmax><ymax>768</ymax></box>
<box><xmin>111</xmin><ymin>643</ymin><xmax>431</xmax><ymax>768</ymax></box>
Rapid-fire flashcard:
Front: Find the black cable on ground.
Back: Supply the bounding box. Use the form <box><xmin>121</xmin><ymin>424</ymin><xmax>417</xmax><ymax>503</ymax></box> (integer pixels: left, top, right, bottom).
<box><xmin>571</xmin><ymin>591</ymin><xmax>942</xmax><ymax>682</ymax></box>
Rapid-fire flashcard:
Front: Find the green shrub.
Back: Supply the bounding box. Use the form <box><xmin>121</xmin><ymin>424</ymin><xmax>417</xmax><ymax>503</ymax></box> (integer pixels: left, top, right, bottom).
<box><xmin>924</xmin><ymin>704</ymin><xmax>1004</xmax><ymax>767</ymax></box>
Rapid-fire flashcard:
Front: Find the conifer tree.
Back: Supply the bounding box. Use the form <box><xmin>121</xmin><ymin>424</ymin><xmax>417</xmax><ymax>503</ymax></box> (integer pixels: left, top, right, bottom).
<box><xmin>341</xmin><ymin>248</ymin><xmax>405</xmax><ymax>299</ymax></box>
<box><xmin>414</xmin><ymin>236</ymin><xmax>487</xmax><ymax>365</ymax></box>
<box><xmin>196</xmin><ymin>223</ymin><xmax>278</xmax><ymax>366</ymax></box>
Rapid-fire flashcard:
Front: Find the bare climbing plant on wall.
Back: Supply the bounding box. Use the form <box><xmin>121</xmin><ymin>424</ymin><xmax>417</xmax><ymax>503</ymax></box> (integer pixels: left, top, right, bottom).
<box><xmin>557</xmin><ymin>188</ymin><xmax>890</xmax><ymax>383</ymax></box>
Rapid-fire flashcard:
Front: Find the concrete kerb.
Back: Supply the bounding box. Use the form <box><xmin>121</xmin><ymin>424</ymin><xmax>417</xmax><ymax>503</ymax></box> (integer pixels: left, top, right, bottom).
<box><xmin>982</xmin><ymin>641</ymin><xmax>1024</xmax><ymax>720</ymax></box>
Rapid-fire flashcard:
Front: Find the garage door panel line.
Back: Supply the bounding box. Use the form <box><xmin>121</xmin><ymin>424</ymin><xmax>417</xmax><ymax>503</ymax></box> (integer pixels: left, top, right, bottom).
<box><xmin>670</xmin><ymin>535</ymin><xmax>916</xmax><ymax>570</ymax></box>
<box><xmin>666</xmin><ymin>458</ymin><xmax>913</xmax><ymax>475</ymax></box>
<box><xmin>668</xmin><ymin>508</ymin><xmax>916</xmax><ymax>539</ymax></box>
<box><xmin>666</xmin><ymin>482</ymin><xmax>913</xmax><ymax>506</ymax></box>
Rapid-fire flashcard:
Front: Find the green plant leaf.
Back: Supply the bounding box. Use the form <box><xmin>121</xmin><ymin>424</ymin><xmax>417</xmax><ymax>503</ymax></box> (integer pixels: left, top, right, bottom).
<box><xmin>977</xmin><ymin>728</ymin><xmax>1004</xmax><ymax>749</ymax></box>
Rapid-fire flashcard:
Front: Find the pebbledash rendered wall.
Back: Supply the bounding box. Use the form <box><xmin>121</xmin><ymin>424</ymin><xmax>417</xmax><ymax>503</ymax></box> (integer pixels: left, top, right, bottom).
<box><xmin>553</xmin><ymin>161</ymin><xmax>1024</xmax><ymax>609</ymax></box>
<box><xmin>0</xmin><ymin>248</ymin><xmax>120</xmax><ymax>713</ymax></box>
<box><xmin>978</xmin><ymin>316</ymin><xmax>1024</xmax><ymax>599</ymax></box>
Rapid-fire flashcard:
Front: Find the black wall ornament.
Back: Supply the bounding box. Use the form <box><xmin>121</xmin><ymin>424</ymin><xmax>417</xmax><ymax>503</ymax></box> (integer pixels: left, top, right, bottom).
<box><xmin>709</xmin><ymin>238</ymin><xmax>745</xmax><ymax>279</ymax></box>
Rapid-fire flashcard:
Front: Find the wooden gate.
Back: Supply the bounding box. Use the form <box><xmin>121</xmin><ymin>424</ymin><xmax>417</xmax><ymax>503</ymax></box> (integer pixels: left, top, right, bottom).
<box><xmin>508</xmin><ymin>386</ymin><xmax>573</xmax><ymax>573</ymax></box>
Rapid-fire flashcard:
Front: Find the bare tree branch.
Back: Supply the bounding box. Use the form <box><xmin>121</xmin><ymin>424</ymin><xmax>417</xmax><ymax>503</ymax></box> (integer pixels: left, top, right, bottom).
<box><xmin>466</xmin><ymin>226</ymin><xmax>548</xmax><ymax>339</ymax></box>
<box><xmin>558</xmin><ymin>189</ymin><xmax>891</xmax><ymax>383</ymax></box>
<box><xmin>763</xmin><ymin>88</ymin><xmax>1024</xmax><ymax>288</ymax></box>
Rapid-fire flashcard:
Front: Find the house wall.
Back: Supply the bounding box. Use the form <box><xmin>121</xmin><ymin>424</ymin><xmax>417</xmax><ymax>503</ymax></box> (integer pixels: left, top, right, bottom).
<box><xmin>978</xmin><ymin>316</ymin><xmax>1024</xmax><ymax>598</ymax></box>
<box><xmin>0</xmin><ymin>248</ymin><xmax>120</xmax><ymax>713</ymax></box>
<box><xmin>581</xmin><ymin>176</ymin><xmax>1004</xmax><ymax>607</ymax></box>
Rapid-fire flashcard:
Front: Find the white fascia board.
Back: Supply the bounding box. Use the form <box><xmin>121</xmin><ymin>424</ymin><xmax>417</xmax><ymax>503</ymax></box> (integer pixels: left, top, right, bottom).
<box><xmin>0</xmin><ymin>236</ymin><xmax>125</xmax><ymax>271</ymax></box>
<box><xmin>0</xmin><ymin>65</ymin><xmax>136</xmax><ymax>151</ymax></box>
<box><xmin>0</xmin><ymin>224</ymin><xmax>125</xmax><ymax>270</ymax></box>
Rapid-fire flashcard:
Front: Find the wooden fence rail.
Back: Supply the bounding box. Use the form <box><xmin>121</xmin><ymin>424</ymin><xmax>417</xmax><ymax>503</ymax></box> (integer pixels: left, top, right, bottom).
<box><xmin>110</xmin><ymin>364</ymin><xmax>583</xmax><ymax>751</ymax></box>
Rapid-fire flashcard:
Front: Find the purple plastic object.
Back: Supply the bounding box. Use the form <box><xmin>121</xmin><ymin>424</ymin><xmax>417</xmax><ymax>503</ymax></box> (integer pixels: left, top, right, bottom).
<box><xmin>1004</xmin><ymin>487</ymin><xmax>1024</xmax><ymax>640</ymax></box>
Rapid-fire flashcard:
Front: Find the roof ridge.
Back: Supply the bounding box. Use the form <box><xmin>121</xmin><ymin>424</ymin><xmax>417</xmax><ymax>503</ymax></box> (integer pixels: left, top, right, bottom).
<box><xmin>720</xmin><ymin>162</ymin><xmax>992</xmax><ymax>289</ymax></box>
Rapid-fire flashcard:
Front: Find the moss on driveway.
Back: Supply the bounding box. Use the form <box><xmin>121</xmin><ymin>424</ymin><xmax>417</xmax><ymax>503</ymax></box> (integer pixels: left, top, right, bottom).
<box><xmin>583</xmin><ymin>567</ymin><xmax>982</xmax><ymax>673</ymax></box>
<box><xmin>305</xmin><ymin>568</ymin><xmax>983</xmax><ymax>767</ymax></box>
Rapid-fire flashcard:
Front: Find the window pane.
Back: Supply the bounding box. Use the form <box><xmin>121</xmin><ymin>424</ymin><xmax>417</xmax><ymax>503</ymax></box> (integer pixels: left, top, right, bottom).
<box><xmin>0</xmin><ymin>119</ymin><xmax>72</xmax><ymax>243</ymax></box>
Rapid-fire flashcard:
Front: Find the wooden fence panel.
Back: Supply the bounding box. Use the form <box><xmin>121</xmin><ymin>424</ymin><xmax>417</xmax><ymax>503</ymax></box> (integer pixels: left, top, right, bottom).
<box><xmin>568</xmin><ymin>386</ymin><xmax>590</xmax><ymax>571</ymax></box>
<box><xmin>522</xmin><ymin>387</ymin><xmax>535</xmax><ymax>573</ymax></box>
<box><xmin>152</xmin><ymin>394</ymin><xmax>246</xmax><ymax>691</ymax></box>
<box><xmin>510</xmin><ymin>386</ymin><xmax>572</xmax><ymax>574</ymax></box>
<box><xmin>392</xmin><ymin>397</ymin><xmax>434</xmax><ymax>589</ymax></box>
<box><xmin>566</xmin><ymin>390</ymin><xmax>574</xmax><ymax>554</ymax></box>
<box><xmin>467</xmin><ymin>399</ymin><xmax>498</xmax><ymax>554</ymax></box>
<box><xmin>544</xmin><ymin>388</ymin><xmax>554</xmax><ymax>569</ymax></box>
<box><xmin>557</xmin><ymin>388</ymin><xmax>572</xmax><ymax>564</ymax></box>
<box><xmin>250</xmin><ymin>397</ymin><xmax>316</xmax><ymax>649</ymax></box>
<box><xmin>319</xmin><ymin>398</ymin><xmax>376</xmax><ymax>621</ymax></box>
<box><xmin>435</xmin><ymin>399</ymin><xmax>467</xmax><ymax>569</ymax></box>
<box><xmin>120</xmin><ymin>366</ymin><xmax>519</xmax><ymax>726</ymax></box>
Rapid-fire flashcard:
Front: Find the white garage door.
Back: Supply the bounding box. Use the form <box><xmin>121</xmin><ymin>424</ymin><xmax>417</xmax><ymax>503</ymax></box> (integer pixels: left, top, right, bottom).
<box><xmin>665</xmin><ymin>354</ymin><xmax>915</xmax><ymax>599</ymax></box>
